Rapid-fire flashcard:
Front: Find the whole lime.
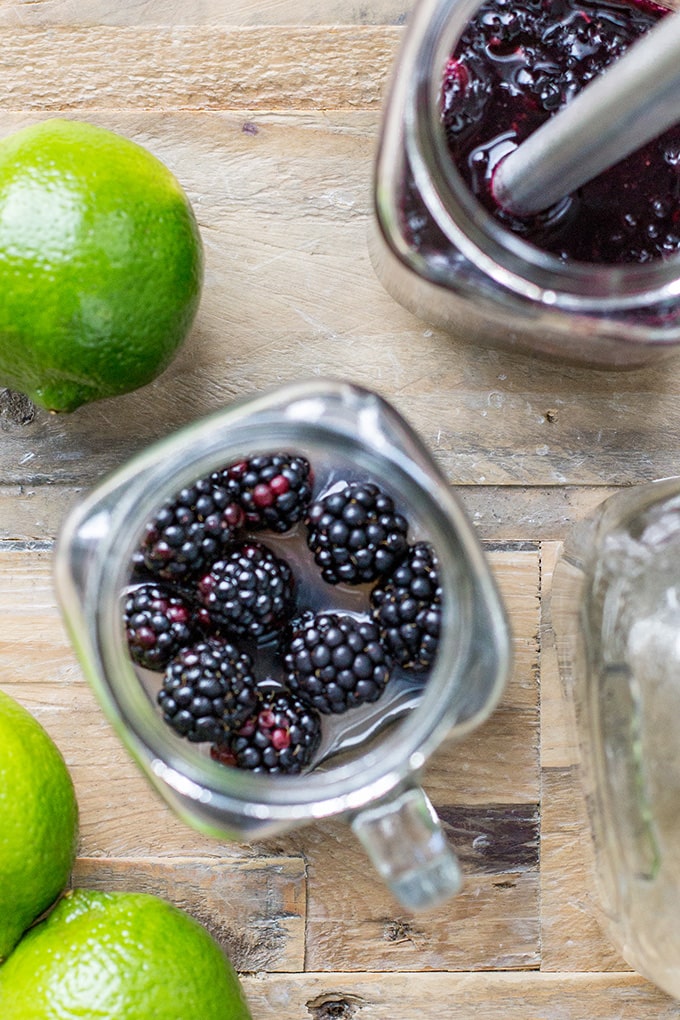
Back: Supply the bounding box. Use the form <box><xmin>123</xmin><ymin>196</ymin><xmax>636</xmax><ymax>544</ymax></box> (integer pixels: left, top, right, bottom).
<box><xmin>0</xmin><ymin>687</ymin><xmax>78</xmax><ymax>962</ymax></box>
<box><xmin>0</xmin><ymin>118</ymin><xmax>204</xmax><ymax>412</ymax></box>
<box><xmin>0</xmin><ymin>888</ymin><xmax>253</xmax><ymax>1020</ymax></box>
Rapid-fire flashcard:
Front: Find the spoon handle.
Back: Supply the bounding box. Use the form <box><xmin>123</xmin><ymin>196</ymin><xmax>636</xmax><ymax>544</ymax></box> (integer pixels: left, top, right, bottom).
<box><xmin>492</xmin><ymin>8</ymin><xmax>680</xmax><ymax>218</ymax></box>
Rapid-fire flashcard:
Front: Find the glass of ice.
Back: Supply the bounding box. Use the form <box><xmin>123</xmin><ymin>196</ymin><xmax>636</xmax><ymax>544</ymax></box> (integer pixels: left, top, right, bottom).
<box><xmin>552</xmin><ymin>476</ymin><xmax>680</xmax><ymax>997</ymax></box>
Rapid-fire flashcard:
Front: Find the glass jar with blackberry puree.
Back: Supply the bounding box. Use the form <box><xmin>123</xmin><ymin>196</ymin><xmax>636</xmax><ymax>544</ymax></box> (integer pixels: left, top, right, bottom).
<box><xmin>371</xmin><ymin>0</ymin><xmax>680</xmax><ymax>368</ymax></box>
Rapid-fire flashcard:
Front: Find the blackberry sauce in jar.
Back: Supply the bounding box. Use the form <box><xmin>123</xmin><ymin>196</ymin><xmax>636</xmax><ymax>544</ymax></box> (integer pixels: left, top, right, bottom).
<box><xmin>439</xmin><ymin>0</ymin><xmax>679</xmax><ymax>264</ymax></box>
<box><xmin>371</xmin><ymin>0</ymin><xmax>680</xmax><ymax>367</ymax></box>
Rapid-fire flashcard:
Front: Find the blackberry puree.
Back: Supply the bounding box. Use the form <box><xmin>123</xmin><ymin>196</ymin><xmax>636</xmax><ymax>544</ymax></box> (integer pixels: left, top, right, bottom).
<box><xmin>410</xmin><ymin>0</ymin><xmax>680</xmax><ymax>265</ymax></box>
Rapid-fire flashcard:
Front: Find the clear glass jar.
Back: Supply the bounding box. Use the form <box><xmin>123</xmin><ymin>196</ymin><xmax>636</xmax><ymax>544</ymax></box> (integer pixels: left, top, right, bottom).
<box><xmin>552</xmin><ymin>477</ymin><xmax>680</xmax><ymax>998</ymax></box>
<box><xmin>54</xmin><ymin>379</ymin><xmax>511</xmax><ymax>911</ymax></box>
<box><xmin>370</xmin><ymin>0</ymin><xmax>680</xmax><ymax>369</ymax></box>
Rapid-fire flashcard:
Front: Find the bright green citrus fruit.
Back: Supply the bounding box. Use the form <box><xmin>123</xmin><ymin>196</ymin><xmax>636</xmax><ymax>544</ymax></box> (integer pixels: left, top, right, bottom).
<box><xmin>0</xmin><ymin>687</ymin><xmax>78</xmax><ymax>962</ymax></box>
<box><xmin>0</xmin><ymin>888</ymin><xmax>253</xmax><ymax>1020</ymax></box>
<box><xmin>0</xmin><ymin>118</ymin><xmax>204</xmax><ymax>412</ymax></box>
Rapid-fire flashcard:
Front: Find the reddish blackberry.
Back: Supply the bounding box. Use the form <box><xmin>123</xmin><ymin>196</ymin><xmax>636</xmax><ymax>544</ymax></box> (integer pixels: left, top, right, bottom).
<box><xmin>212</xmin><ymin>686</ymin><xmax>322</xmax><ymax>774</ymax></box>
<box><xmin>305</xmin><ymin>481</ymin><xmax>409</xmax><ymax>585</ymax></box>
<box><xmin>124</xmin><ymin>583</ymin><xmax>197</xmax><ymax>671</ymax></box>
<box><xmin>197</xmin><ymin>540</ymin><xmax>294</xmax><ymax>643</ymax></box>
<box><xmin>370</xmin><ymin>542</ymin><xmax>442</xmax><ymax>671</ymax></box>
<box><xmin>282</xmin><ymin>611</ymin><xmax>392</xmax><ymax>714</ymax></box>
<box><xmin>158</xmin><ymin>639</ymin><xmax>258</xmax><ymax>743</ymax></box>
<box><xmin>134</xmin><ymin>477</ymin><xmax>244</xmax><ymax>581</ymax></box>
<box><xmin>221</xmin><ymin>453</ymin><xmax>313</xmax><ymax>532</ymax></box>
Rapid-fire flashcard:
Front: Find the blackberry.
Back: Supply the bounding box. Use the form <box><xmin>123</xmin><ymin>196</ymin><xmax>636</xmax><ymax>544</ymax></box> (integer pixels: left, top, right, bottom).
<box><xmin>211</xmin><ymin>686</ymin><xmax>322</xmax><ymax>774</ymax></box>
<box><xmin>305</xmin><ymin>481</ymin><xmax>409</xmax><ymax>585</ymax></box>
<box><xmin>134</xmin><ymin>477</ymin><xmax>244</xmax><ymax>581</ymax></box>
<box><xmin>197</xmin><ymin>540</ymin><xmax>295</xmax><ymax>643</ymax></box>
<box><xmin>221</xmin><ymin>453</ymin><xmax>313</xmax><ymax>532</ymax></box>
<box><xmin>283</xmin><ymin>611</ymin><xmax>392</xmax><ymax>714</ymax></box>
<box><xmin>370</xmin><ymin>542</ymin><xmax>442</xmax><ymax>671</ymax></box>
<box><xmin>158</xmin><ymin>639</ymin><xmax>258</xmax><ymax>743</ymax></box>
<box><xmin>123</xmin><ymin>583</ymin><xmax>197</xmax><ymax>671</ymax></box>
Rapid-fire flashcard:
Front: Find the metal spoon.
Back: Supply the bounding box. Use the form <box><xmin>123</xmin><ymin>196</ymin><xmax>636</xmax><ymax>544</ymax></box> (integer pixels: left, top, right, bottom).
<box><xmin>492</xmin><ymin>8</ymin><xmax>680</xmax><ymax>218</ymax></box>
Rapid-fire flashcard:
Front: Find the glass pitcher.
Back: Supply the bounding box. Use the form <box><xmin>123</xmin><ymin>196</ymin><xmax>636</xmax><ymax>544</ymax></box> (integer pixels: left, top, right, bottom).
<box><xmin>54</xmin><ymin>379</ymin><xmax>511</xmax><ymax>911</ymax></box>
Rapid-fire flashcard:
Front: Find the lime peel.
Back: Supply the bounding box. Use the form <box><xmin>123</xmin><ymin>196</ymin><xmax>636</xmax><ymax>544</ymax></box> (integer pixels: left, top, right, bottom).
<box><xmin>0</xmin><ymin>118</ymin><xmax>204</xmax><ymax>412</ymax></box>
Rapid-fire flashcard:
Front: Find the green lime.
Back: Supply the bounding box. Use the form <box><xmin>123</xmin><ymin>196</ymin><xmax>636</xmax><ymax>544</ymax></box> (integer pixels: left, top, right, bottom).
<box><xmin>0</xmin><ymin>118</ymin><xmax>203</xmax><ymax>412</ymax></box>
<box><xmin>0</xmin><ymin>688</ymin><xmax>78</xmax><ymax>962</ymax></box>
<box><xmin>0</xmin><ymin>888</ymin><xmax>253</xmax><ymax>1020</ymax></box>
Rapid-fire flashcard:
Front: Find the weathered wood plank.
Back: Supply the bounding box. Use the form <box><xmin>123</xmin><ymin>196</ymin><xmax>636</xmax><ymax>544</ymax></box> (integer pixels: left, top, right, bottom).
<box><xmin>438</xmin><ymin>803</ymin><xmax>539</xmax><ymax>874</ymax></box>
<box><xmin>0</xmin><ymin>0</ymin><xmax>674</xmax><ymax>27</ymax></box>
<box><xmin>0</xmin><ymin>637</ymin><xmax>538</xmax><ymax>856</ymax></box>
<box><xmin>13</xmin><ymin>668</ymin><xmax>541</xmax><ymax>970</ymax></box>
<box><xmin>457</xmin><ymin>485</ymin><xmax>621</xmax><ymax>543</ymax></box>
<box><xmin>240</xmin><ymin>971</ymin><xmax>680</xmax><ymax>1018</ymax></box>
<box><xmin>71</xmin><ymin>855</ymin><xmax>306</xmax><ymax>972</ymax></box>
<box><xmin>274</xmin><ymin>817</ymin><xmax>539</xmax><ymax>971</ymax></box>
<box><xmin>539</xmin><ymin>540</ymin><xmax>625</xmax><ymax>972</ymax></box>
<box><xmin>0</xmin><ymin>27</ymin><xmax>400</xmax><ymax>110</ymax></box>
<box><xmin>539</xmin><ymin>541</ymin><xmax>579</xmax><ymax>771</ymax></box>
<box><xmin>539</xmin><ymin>768</ymin><xmax>627</xmax><ymax>974</ymax></box>
<box><xmin>0</xmin><ymin>547</ymin><xmax>78</xmax><ymax>686</ymax></box>
<box><xmin>0</xmin><ymin>1</ymin><xmax>411</xmax><ymax>28</ymax></box>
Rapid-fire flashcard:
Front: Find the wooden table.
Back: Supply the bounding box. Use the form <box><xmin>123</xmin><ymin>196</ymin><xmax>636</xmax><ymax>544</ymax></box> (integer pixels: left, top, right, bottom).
<box><xmin>2</xmin><ymin>2</ymin><xmax>680</xmax><ymax>1016</ymax></box>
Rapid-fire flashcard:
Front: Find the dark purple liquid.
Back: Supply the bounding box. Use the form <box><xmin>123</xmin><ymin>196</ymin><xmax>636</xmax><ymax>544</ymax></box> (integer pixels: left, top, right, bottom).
<box><xmin>440</xmin><ymin>0</ymin><xmax>680</xmax><ymax>264</ymax></box>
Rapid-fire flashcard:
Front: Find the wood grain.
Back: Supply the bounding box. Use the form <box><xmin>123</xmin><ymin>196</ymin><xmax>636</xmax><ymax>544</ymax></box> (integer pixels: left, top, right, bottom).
<box><xmin>539</xmin><ymin>541</ymin><xmax>627</xmax><ymax>974</ymax></box>
<box><xmin>539</xmin><ymin>768</ymin><xmax>626</xmax><ymax>974</ymax></box>
<box><xmin>241</xmin><ymin>971</ymin><xmax>680</xmax><ymax>1018</ymax></box>
<box><xmin>0</xmin><ymin>28</ymin><xmax>400</xmax><ymax>110</ymax></box>
<box><xmin>0</xmin><ymin>1</ymin><xmax>411</xmax><ymax>27</ymax></box>
<box><xmin>71</xmin><ymin>856</ymin><xmax>306</xmax><ymax>972</ymax></box>
<box><xmin>299</xmin><ymin>829</ymin><xmax>539</xmax><ymax>971</ymax></box>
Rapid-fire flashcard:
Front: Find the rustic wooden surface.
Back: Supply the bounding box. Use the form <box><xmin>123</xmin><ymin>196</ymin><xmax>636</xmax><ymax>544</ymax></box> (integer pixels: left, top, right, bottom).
<box><xmin>1</xmin><ymin>1</ymin><xmax>680</xmax><ymax>1016</ymax></box>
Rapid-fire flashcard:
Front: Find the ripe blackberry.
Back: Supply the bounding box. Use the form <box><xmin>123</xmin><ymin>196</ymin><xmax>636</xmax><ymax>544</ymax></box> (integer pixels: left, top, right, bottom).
<box><xmin>134</xmin><ymin>476</ymin><xmax>244</xmax><ymax>581</ymax></box>
<box><xmin>212</xmin><ymin>686</ymin><xmax>322</xmax><ymax>774</ymax></box>
<box><xmin>221</xmin><ymin>453</ymin><xmax>313</xmax><ymax>532</ymax></box>
<box><xmin>197</xmin><ymin>540</ymin><xmax>295</xmax><ymax>643</ymax></box>
<box><xmin>305</xmin><ymin>481</ymin><xmax>409</xmax><ymax>585</ymax></box>
<box><xmin>283</xmin><ymin>611</ymin><xmax>392</xmax><ymax>714</ymax></box>
<box><xmin>124</xmin><ymin>583</ymin><xmax>197</xmax><ymax>671</ymax></box>
<box><xmin>158</xmin><ymin>639</ymin><xmax>258</xmax><ymax>743</ymax></box>
<box><xmin>370</xmin><ymin>542</ymin><xmax>442</xmax><ymax>671</ymax></box>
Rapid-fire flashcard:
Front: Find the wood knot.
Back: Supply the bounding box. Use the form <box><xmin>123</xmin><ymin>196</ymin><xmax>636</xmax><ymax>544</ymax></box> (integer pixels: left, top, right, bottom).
<box><xmin>306</xmin><ymin>992</ymin><xmax>365</xmax><ymax>1018</ymax></box>
<box><xmin>382</xmin><ymin>918</ymin><xmax>426</xmax><ymax>947</ymax></box>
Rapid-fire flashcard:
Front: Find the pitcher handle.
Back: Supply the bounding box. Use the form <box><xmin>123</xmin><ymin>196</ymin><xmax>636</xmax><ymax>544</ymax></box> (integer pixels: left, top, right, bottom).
<box><xmin>351</xmin><ymin>785</ymin><xmax>461</xmax><ymax>911</ymax></box>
